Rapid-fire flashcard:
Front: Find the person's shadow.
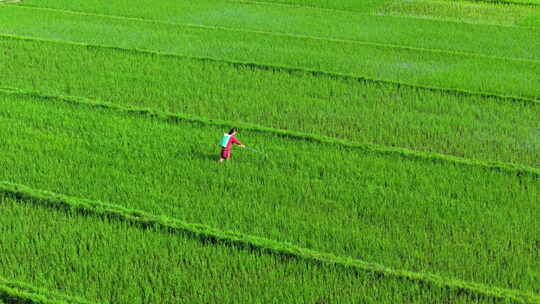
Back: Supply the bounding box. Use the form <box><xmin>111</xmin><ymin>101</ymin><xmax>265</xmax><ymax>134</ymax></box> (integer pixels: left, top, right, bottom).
<box><xmin>192</xmin><ymin>151</ymin><xmax>218</xmax><ymax>162</ymax></box>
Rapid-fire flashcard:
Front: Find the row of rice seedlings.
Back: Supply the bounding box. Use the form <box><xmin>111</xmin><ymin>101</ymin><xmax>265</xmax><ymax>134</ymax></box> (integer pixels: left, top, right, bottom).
<box><xmin>17</xmin><ymin>0</ymin><xmax>386</xmax><ymax>14</ymax></box>
<box><xmin>2</xmin><ymin>37</ymin><xmax>539</xmax><ymax>168</ymax></box>
<box><xmin>454</xmin><ymin>0</ymin><xmax>540</xmax><ymax>5</ymax></box>
<box><xmin>6</xmin><ymin>181</ymin><xmax>536</xmax><ymax>303</ymax></box>
<box><xmin>12</xmin><ymin>0</ymin><xmax>540</xmax><ymax>57</ymax></box>
<box><xmin>4</xmin><ymin>87</ymin><xmax>535</xmax><ymax>176</ymax></box>
<box><xmin>1</xmin><ymin>196</ymin><xmax>508</xmax><ymax>304</ymax></box>
<box><xmin>378</xmin><ymin>0</ymin><xmax>540</xmax><ymax>26</ymax></box>
<box><xmin>0</xmin><ymin>93</ymin><xmax>537</xmax><ymax>293</ymax></box>
<box><xmin>0</xmin><ymin>277</ymin><xmax>95</xmax><ymax>304</ymax></box>
<box><xmin>1</xmin><ymin>8</ymin><xmax>540</xmax><ymax>99</ymax></box>
<box><xmin>234</xmin><ymin>0</ymin><xmax>540</xmax><ymax>10</ymax></box>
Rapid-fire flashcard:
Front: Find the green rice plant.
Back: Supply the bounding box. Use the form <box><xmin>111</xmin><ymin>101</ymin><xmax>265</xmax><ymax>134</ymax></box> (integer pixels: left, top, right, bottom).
<box><xmin>2</xmin><ymin>181</ymin><xmax>538</xmax><ymax>303</ymax></box>
<box><xmin>235</xmin><ymin>0</ymin><xmax>540</xmax><ymax>10</ymax></box>
<box><xmin>1</xmin><ymin>8</ymin><xmax>540</xmax><ymax>99</ymax></box>
<box><xmin>378</xmin><ymin>0</ymin><xmax>540</xmax><ymax>25</ymax></box>
<box><xmin>18</xmin><ymin>0</ymin><xmax>385</xmax><ymax>14</ymax></box>
<box><xmin>1</xmin><ymin>195</ymin><xmax>515</xmax><ymax>304</ymax></box>
<box><xmin>0</xmin><ymin>276</ymin><xmax>95</xmax><ymax>304</ymax></box>
<box><xmin>13</xmin><ymin>0</ymin><xmax>540</xmax><ymax>51</ymax></box>
<box><xmin>2</xmin><ymin>37</ymin><xmax>539</xmax><ymax>168</ymax></box>
<box><xmin>445</xmin><ymin>0</ymin><xmax>540</xmax><ymax>5</ymax></box>
<box><xmin>0</xmin><ymin>92</ymin><xmax>538</xmax><ymax>295</ymax></box>
<box><xmin>4</xmin><ymin>87</ymin><xmax>538</xmax><ymax>177</ymax></box>
<box><xmin>0</xmin><ymin>285</ymin><xmax>59</xmax><ymax>304</ymax></box>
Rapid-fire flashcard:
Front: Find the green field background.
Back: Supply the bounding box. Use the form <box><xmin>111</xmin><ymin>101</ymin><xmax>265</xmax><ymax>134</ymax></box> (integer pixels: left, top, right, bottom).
<box><xmin>0</xmin><ymin>0</ymin><xmax>539</xmax><ymax>303</ymax></box>
<box><xmin>0</xmin><ymin>93</ymin><xmax>538</xmax><ymax>295</ymax></box>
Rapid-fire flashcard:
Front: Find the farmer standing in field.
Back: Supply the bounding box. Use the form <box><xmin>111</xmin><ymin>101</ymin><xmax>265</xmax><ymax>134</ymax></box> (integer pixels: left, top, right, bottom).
<box><xmin>219</xmin><ymin>128</ymin><xmax>245</xmax><ymax>162</ymax></box>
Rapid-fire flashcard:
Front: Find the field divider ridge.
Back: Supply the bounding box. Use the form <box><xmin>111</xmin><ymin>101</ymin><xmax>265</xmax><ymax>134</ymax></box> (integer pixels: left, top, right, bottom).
<box><xmin>229</xmin><ymin>0</ymin><xmax>540</xmax><ymax>10</ymax></box>
<box><xmin>2</xmin><ymin>86</ymin><xmax>539</xmax><ymax>178</ymax></box>
<box><xmin>199</xmin><ymin>0</ymin><xmax>539</xmax><ymax>30</ymax></box>
<box><xmin>16</xmin><ymin>0</ymin><xmax>540</xmax><ymax>32</ymax></box>
<box><xmin>0</xmin><ymin>276</ymin><xmax>96</xmax><ymax>304</ymax></box>
<box><xmin>2</xmin><ymin>181</ymin><xmax>540</xmax><ymax>304</ymax></box>
<box><xmin>6</xmin><ymin>3</ymin><xmax>540</xmax><ymax>64</ymax></box>
<box><xmin>228</xmin><ymin>0</ymin><xmax>371</xmax><ymax>14</ymax></box>
<box><xmin>1</xmin><ymin>33</ymin><xmax>539</xmax><ymax>108</ymax></box>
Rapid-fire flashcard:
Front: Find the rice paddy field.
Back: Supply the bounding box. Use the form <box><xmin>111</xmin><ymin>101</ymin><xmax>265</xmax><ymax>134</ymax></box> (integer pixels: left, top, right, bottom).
<box><xmin>0</xmin><ymin>0</ymin><xmax>538</xmax><ymax>303</ymax></box>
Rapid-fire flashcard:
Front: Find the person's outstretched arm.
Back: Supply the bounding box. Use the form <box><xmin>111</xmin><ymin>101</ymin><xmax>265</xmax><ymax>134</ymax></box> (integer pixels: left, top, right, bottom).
<box><xmin>232</xmin><ymin>137</ymin><xmax>246</xmax><ymax>148</ymax></box>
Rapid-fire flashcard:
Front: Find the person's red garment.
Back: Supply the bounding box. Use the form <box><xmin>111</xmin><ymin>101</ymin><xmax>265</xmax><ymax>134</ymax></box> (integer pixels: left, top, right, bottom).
<box><xmin>221</xmin><ymin>136</ymin><xmax>242</xmax><ymax>159</ymax></box>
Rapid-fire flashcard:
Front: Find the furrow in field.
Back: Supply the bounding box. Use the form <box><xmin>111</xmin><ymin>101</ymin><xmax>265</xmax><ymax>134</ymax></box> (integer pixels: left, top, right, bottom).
<box><xmin>0</xmin><ymin>285</ymin><xmax>59</xmax><ymax>304</ymax></box>
<box><xmin>3</xmin><ymin>32</ymin><xmax>538</xmax><ymax>107</ymax></box>
<box><xmin>231</xmin><ymin>0</ymin><xmax>540</xmax><ymax>11</ymax></box>
<box><xmin>450</xmin><ymin>0</ymin><xmax>540</xmax><ymax>6</ymax></box>
<box><xmin>11</xmin><ymin>1</ymin><xmax>540</xmax><ymax>60</ymax></box>
<box><xmin>1</xmin><ymin>7</ymin><xmax>540</xmax><ymax>100</ymax></box>
<box><xmin>377</xmin><ymin>0</ymin><xmax>540</xmax><ymax>27</ymax></box>
<box><xmin>2</xmin><ymin>37</ymin><xmax>539</xmax><ymax>169</ymax></box>
<box><xmin>204</xmin><ymin>0</ymin><xmax>540</xmax><ymax>27</ymax></box>
<box><xmin>0</xmin><ymin>277</ymin><xmax>95</xmax><ymax>304</ymax></box>
<box><xmin>1</xmin><ymin>92</ymin><xmax>538</xmax><ymax>294</ymax></box>
<box><xmin>3</xmin><ymin>87</ymin><xmax>539</xmax><ymax>178</ymax></box>
<box><xmin>11</xmin><ymin>4</ymin><xmax>540</xmax><ymax>64</ymax></box>
<box><xmin>2</xmin><ymin>193</ymin><xmax>515</xmax><ymax>304</ymax></box>
<box><xmin>2</xmin><ymin>181</ymin><xmax>538</xmax><ymax>304</ymax></box>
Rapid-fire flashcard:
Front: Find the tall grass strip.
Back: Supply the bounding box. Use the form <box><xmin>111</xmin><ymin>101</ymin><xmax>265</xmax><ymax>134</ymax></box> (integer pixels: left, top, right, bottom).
<box><xmin>1</xmin><ymin>181</ymin><xmax>539</xmax><ymax>304</ymax></box>
<box><xmin>7</xmin><ymin>4</ymin><xmax>540</xmax><ymax>63</ymax></box>
<box><xmin>2</xmin><ymin>36</ymin><xmax>539</xmax><ymax>168</ymax></box>
<box><xmin>2</xmin><ymin>92</ymin><xmax>537</xmax><ymax>293</ymax></box>
<box><xmin>447</xmin><ymin>0</ymin><xmax>540</xmax><ymax>6</ymax></box>
<box><xmin>232</xmin><ymin>0</ymin><xmax>540</xmax><ymax>10</ymax></box>
<box><xmin>20</xmin><ymin>0</ymin><xmax>540</xmax><ymax>30</ymax></box>
<box><xmin>1</xmin><ymin>9</ymin><xmax>540</xmax><ymax>99</ymax></box>
<box><xmin>0</xmin><ymin>278</ymin><xmax>95</xmax><ymax>304</ymax></box>
<box><xmin>0</xmin><ymin>33</ymin><xmax>538</xmax><ymax>109</ymax></box>
<box><xmin>0</xmin><ymin>285</ymin><xmax>61</xmax><ymax>304</ymax></box>
<box><xmin>2</xmin><ymin>87</ymin><xmax>538</xmax><ymax>178</ymax></box>
<box><xmin>2</xmin><ymin>193</ymin><xmax>518</xmax><ymax>304</ymax></box>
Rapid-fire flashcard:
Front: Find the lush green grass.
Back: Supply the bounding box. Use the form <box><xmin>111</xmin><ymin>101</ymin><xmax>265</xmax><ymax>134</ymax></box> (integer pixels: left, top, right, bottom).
<box><xmin>449</xmin><ymin>0</ymin><xmax>540</xmax><ymax>5</ymax></box>
<box><xmin>378</xmin><ymin>0</ymin><xmax>540</xmax><ymax>26</ymax></box>
<box><xmin>0</xmin><ymin>277</ymin><xmax>95</xmax><ymax>304</ymax></box>
<box><xmin>244</xmin><ymin>0</ymin><xmax>540</xmax><ymax>9</ymax></box>
<box><xmin>1</xmin><ymin>1</ymin><xmax>538</xmax><ymax>301</ymax></box>
<box><xmin>7</xmin><ymin>0</ymin><xmax>540</xmax><ymax>60</ymax></box>
<box><xmin>1</xmin><ymin>92</ymin><xmax>538</xmax><ymax>295</ymax></box>
<box><xmin>0</xmin><ymin>196</ymin><xmax>509</xmax><ymax>304</ymax></box>
<box><xmin>4</xmin><ymin>180</ymin><xmax>538</xmax><ymax>303</ymax></box>
<box><xmin>11</xmin><ymin>0</ymin><xmax>540</xmax><ymax>26</ymax></box>
<box><xmin>2</xmin><ymin>37</ymin><xmax>539</xmax><ymax>168</ymax></box>
<box><xmin>16</xmin><ymin>0</ymin><xmax>384</xmax><ymax>13</ymax></box>
<box><xmin>1</xmin><ymin>9</ymin><xmax>540</xmax><ymax>100</ymax></box>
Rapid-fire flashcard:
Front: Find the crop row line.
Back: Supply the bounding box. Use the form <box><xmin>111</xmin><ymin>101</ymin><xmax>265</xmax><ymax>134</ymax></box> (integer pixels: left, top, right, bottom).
<box><xmin>227</xmin><ymin>0</ymin><xmax>540</xmax><ymax>31</ymax></box>
<box><xmin>17</xmin><ymin>0</ymin><xmax>539</xmax><ymax>33</ymax></box>
<box><xmin>7</xmin><ymin>3</ymin><xmax>540</xmax><ymax>65</ymax></box>
<box><xmin>2</xmin><ymin>33</ymin><xmax>539</xmax><ymax>109</ymax></box>
<box><xmin>0</xmin><ymin>284</ymin><xmax>60</xmax><ymax>304</ymax></box>
<box><xmin>453</xmin><ymin>0</ymin><xmax>540</xmax><ymax>6</ymax></box>
<box><xmin>2</xmin><ymin>86</ymin><xmax>539</xmax><ymax>178</ymax></box>
<box><xmin>0</xmin><ymin>277</ymin><xmax>95</xmax><ymax>304</ymax></box>
<box><xmin>421</xmin><ymin>0</ymin><xmax>540</xmax><ymax>6</ymax></box>
<box><xmin>2</xmin><ymin>181</ymin><xmax>539</xmax><ymax>304</ymax></box>
<box><xmin>228</xmin><ymin>0</ymin><xmax>374</xmax><ymax>14</ymax></box>
<box><xmin>230</xmin><ymin>0</ymin><xmax>540</xmax><ymax>11</ymax></box>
